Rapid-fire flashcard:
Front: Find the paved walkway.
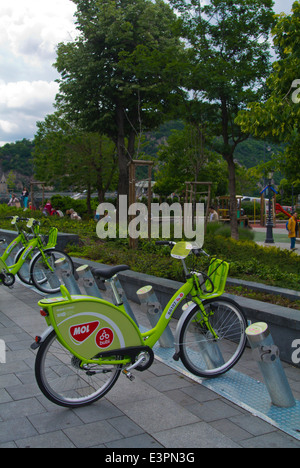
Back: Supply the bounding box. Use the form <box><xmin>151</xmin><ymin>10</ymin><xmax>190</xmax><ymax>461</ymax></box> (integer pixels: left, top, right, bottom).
<box><xmin>0</xmin><ymin>281</ymin><xmax>300</xmax><ymax>448</ymax></box>
<box><xmin>252</xmin><ymin>226</ymin><xmax>300</xmax><ymax>253</ymax></box>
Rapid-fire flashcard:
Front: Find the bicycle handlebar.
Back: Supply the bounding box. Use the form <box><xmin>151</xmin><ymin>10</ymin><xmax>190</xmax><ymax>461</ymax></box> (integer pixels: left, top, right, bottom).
<box><xmin>155</xmin><ymin>241</ymin><xmax>209</xmax><ymax>257</ymax></box>
<box><xmin>155</xmin><ymin>241</ymin><xmax>176</xmax><ymax>247</ymax></box>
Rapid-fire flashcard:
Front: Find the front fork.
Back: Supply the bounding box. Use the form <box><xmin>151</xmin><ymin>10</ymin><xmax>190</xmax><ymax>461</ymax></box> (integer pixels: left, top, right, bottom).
<box><xmin>192</xmin><ymin>276</ymin><xmax>219</xmax><ymax>340</ymax></box>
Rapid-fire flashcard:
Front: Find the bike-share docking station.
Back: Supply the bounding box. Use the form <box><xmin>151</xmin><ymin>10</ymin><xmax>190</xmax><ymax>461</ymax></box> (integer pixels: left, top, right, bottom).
<box><xmin>45</xmin><ymin>259</ymin><xmax>300</xmax><ymax>440</ymax></box>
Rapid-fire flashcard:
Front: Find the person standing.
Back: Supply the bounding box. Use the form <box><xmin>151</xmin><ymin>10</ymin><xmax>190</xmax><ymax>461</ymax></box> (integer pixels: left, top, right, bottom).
<box><xmin>209</xmin><ymin>206</ymin><xmax>219</xmax><ymax>222</ymax></box>
<box><xmin>287</xmin><ymin>211</ymin><xmax>299</xmax><ymax>251</ymax></box>
<box><xmin>21</xmin><ymin>187</ymin><xmax>29</xmax><ymax>208</ymax></box>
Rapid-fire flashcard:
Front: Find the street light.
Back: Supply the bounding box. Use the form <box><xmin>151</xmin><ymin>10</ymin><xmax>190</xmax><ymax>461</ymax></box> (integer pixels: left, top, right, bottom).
<box><xmin>265</xmin><ymin>171</ymin><xmax>275</xmax><ymax>244</ymax></box>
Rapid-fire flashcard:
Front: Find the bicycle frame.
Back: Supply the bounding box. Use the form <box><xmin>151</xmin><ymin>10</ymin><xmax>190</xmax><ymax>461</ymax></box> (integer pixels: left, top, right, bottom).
<box><xmin>0</xmin><ymin>236</ymin><xmax>40</xmax><ymax>276</ymax></box>
<box><xmin>0</xmin><ymin>219</ymin><xmax>56</xmax><ymax>278</ymax></box>
<box><xmin>0</xmin><ymin>217</ymin><xmax>29</xmax><ymax>262</ymax></box>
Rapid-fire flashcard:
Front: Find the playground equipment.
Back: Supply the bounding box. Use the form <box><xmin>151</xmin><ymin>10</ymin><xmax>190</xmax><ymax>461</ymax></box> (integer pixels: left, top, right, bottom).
<box><xmin>217</xmin><ymin>196</ymin><xmax>250</xmax><ymax>228</ymax></box>
<box><xmin>276</xmin><ymin>203</ymin><xmax>292</xmax><ymax>218</ymax></box>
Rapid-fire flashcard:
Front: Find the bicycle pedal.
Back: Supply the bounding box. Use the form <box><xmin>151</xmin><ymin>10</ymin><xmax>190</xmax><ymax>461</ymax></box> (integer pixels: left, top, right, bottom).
<box><xmin>122</xmin><ymin>369</ymin><xmax>135</xmax><ymax>381</ymax></box>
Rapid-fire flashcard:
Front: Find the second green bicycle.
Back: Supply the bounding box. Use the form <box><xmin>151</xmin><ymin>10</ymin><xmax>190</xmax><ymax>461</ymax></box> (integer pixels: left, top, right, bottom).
<box><xmin>0</xmin><ymin>216</ymin><xmax>74</xmax><ymax>293</ymax></box>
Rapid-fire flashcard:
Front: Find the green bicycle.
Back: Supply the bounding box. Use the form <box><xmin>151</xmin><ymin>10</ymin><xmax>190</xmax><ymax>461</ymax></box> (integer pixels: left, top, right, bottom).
<box><xmin>0</xmin><ymin>216</ymin><xmax>58</xmax><ymax>286</ymax></box>
<box><xmin>32</xmin><ymin>241</ymin><xmax>247</xmax><ymax>408</ymax></box>
<box><xmin>0</xmin><ymin>217</ymin><xmax>74</xmax><ymax>292</ymax></box>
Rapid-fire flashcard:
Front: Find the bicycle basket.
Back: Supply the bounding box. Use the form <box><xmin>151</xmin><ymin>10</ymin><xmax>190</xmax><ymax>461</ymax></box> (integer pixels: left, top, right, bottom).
<box><xmin>194</xmin><ymin>258</ymin><xmax>229</xmax><ymax>298</ymax></box>
<box><xmin>46</xmin><ymin>227</ymin><xmax>58</xmax><ymax>248</ymax></box>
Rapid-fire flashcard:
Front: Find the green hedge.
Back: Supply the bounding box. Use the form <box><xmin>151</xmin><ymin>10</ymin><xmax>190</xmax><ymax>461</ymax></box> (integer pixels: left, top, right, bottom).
<box><xmin>0</xmin><ymin>202</ymin><xmax>299</xmax><ymax>291</ymax></box>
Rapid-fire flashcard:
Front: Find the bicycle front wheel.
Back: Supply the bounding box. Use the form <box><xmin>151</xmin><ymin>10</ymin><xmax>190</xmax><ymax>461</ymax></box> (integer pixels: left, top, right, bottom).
<box><xmin>35</xmin><ymin>330</ymin><xmax>122</xmax><ymax>408</ymax></box>
<box><xmin>30</xmin><ymin>248</ymin><xmax>74</xmax><ymax>294</ymax></box>
<box><xmin>178</xmin><ymin>298</ymin><xmax>247</xmax><ymax>378</ymax></box>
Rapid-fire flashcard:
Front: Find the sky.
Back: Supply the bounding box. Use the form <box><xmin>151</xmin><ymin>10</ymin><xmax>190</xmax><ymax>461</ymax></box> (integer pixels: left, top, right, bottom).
<box><xmin>0</xmin><ymin>0</ymin><xmax>296</xmax><ymax>146</ymax></box>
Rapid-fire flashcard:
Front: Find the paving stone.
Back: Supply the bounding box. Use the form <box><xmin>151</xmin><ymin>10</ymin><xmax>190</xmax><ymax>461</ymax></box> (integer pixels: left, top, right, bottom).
<box><xmin>0</xmin><ymin>397</ymin><xmax>46</xmax><ymax>421</ymax></box>
<box><xmin>16</xmin><ymin>430</ymin><xmax>75</xmax><ymax>448</ymax></box>
<box><xmin>229</xmin><ymin>414</ymin><xmax>277</xmax><ymax>436</ymax></box>
<box><xmin>63</xmin><ymin>420</ymin><xmax>124</xmax><ymax>448</ymax></box>
<box><xmin>121</xmin><ymin>394</ymin><xmax>199</xmax><ymax>434</ymax></box>
<box><xmin>28</xmin><ymin>408</ymin><xmax>83</xmax><ymax>434</ymax></box>
<box><xmin>240</xmin><ymin>431</ymin><xmax>300</xmax><ymax>448</ymax></box>
<box><xmin>153</xmin><ymin>422</ymin><xmax>240</xmax><ymax>448</ymax></box>
<box><xmin>185</xmin><ymin>398</ymin><xmax>244</xmax><ymax>422</ymax></box>
<box><xmin>0</xmin><ymin>418</ymin><xmax>37</xmax><ymax>444</ymax></box>
<box><xmin>106</xmin><ymin>433</ymin><xmax>163</xmax><ymax>449</ymax></box>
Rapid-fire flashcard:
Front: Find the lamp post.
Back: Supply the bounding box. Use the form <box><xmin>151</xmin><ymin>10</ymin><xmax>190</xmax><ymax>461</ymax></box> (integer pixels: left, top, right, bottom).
<box><xmin>265</xmin><ymin>171</ymin><xmax>275</xmax><ymax>244</ymax></box>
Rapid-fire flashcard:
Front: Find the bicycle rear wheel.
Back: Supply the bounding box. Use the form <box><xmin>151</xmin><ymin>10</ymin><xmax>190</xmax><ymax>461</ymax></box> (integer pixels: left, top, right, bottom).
<box><xmin>30</xmin><ymin>248</ymin><xmax>74</xmax><ymax>294</ymax></box>
<box><xmin>178</xmin><ymin>298</ymin><xmax>247</xmax><ymax>378</ymax></box>
<box><xmin>15</xmin><ymin>247</ymin><xmax>38</xmax><ymax>285</ymax></box>
<box><xmin>35</xmin><ymin>330</ymin><xmax>122</xmax><ymax>408</ymax></box>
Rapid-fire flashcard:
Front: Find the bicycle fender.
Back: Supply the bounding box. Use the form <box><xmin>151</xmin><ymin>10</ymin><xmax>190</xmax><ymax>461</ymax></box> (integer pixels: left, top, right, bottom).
<box><xmin>173</xmin><ymin>301</ymin><xmax>198</xmax><ymax>360</ymax></box>
<box><xmin>31</xmin><ymin>325</ymin><xmax>54</xmax><ymax>350</ymax></box>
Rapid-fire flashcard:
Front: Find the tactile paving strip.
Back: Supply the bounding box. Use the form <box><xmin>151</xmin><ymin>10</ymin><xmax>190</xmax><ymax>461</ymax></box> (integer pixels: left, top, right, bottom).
<box><xmin>152</xmin><ymin>342</ymin><xmax>300</xmax><ymax>441</ymax></box>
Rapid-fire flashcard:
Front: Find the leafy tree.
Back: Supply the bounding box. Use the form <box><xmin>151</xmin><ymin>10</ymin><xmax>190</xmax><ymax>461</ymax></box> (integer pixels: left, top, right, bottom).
<box><xmin>169</xmin><ymin>0</ymin><xmax>275</xmax><ymax>239</ymax></box>
<box><xmin>54</xmin><ymin>0</ymin><xmax>186</xmax><ymax>198</ymax></box>
<box><xmin>34</xmin><ymin>113</ymin><xmax>118</xmax><ymax>211</ymax></box>
<box><xmin>236</xmin><ymin>2</ymin><xmax>300</xmax><ymax>187</ymax></box>
<box><xmin>0</xmin><ymin>139</ymin><xmax>34</xmax><ymax>178</ymax></box>
<box><xmin>154</xmin><ymin>122</ymin><xmax>228</xmax><ymax>199</ymax></box>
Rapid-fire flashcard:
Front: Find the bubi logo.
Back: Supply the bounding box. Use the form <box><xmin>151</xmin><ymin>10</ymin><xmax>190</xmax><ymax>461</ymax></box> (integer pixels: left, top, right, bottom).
<box><xmin>70</xmin><ymin>321</ymin><xmax>99</xmax><ymax>344</ymax></box>
<box><xmin>95</xmin><ymin>328</ymin><xmax>114</xmax><ymax>348</ymax></box>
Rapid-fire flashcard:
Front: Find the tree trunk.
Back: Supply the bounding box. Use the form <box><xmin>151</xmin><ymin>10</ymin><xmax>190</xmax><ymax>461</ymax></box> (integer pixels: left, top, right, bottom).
<box><xmin>227</xmin><ymin>156</ymin><xmax>239</xmax><ymax>240</ymax></box>
<box><xmin>220</xmin><ymin>96</ymin><xmax>239</xmax><ymax>240</ymax></box>
<box><xmin>116</xmin><ymin>103</ymin><xmax>129</xmax><ymax>198</ymax></box>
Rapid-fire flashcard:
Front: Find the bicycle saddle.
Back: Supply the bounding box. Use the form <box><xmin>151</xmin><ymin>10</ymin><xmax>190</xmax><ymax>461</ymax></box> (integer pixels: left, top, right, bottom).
<box><xmin>92</xmin><ymin>264</ymin><xmax>130</xmax><ymax>279</ymax></box>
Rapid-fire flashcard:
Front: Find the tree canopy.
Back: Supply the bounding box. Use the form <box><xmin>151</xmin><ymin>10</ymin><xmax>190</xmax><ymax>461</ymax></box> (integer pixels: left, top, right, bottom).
<box><xmin>33</xmin><ymin>113</ymin><xmax>118</xmax><ymax>209</ymax></box>
<box><xmin>54</xmin><ymin>0</ymin><xmax>187</xmax><ymax>197</ymax></box>
<box><xmin>236</xmin><ymin>1</ymin><xmax>300</xmax><ymax>186</ymax></box>
<box><xmin>168</xmin><ymin>0</ymin><xmax>275</xmax><ymax>238</ymax></box>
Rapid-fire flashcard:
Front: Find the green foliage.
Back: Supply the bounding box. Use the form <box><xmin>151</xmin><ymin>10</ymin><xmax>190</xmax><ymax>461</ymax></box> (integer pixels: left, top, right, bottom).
<box><xmin>55</xmin><ymin>0</ymin><xmax>186</xmax><ymax>195</ymax></box>
<box><xmin>0</xmin><ymin>139</ymin><xmax>34</xmax><ymax>179</ymax></box>
<box><xmin>235</xmin><ymin>2</ymin><xmax>300</xmax><ymax>186</ymax></box>
<box><xmin>0</xmin><ymin>199</ymin><xmax>298</xmax><ymax>291</ymax></box>
<box><xmin>167</xmin><ymin>0</ymin><xmax>275</xmax><ymax>238</ymax></box>
<box><xmin>154</xmin><ymin>123</ymin><xmax>229</xmax><ymax>198</ymax></box>
<box><xmin>33</xmin><ymin>114</ymin><xmax>118</xmax><ymax>201</ymax></box>
<box><xmin>203</xmin><ymin>235</ymin><xmax>300</xmax><ymax>289</ymax></box>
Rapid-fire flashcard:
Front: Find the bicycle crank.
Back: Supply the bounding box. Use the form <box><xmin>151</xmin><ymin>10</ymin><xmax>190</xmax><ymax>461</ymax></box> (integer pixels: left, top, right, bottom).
<box><xmin>122</xmin><ymin>349</ymin><xmax>154</xmax><ymax>380</ymax></box>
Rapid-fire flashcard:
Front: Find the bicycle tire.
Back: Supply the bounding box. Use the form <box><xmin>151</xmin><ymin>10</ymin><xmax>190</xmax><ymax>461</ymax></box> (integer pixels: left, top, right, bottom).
<box><xmin>15</xmin><ymin>247</ymin><xmax>37</xmax><ymax>285</ymax></box>
<box><xmin>35</xmin><ymin>330</ymin><xmax>122</xmax><ymax>408</ymax></box>
<box><xmin>178</xmin><ymin>297</ymin><xmax>247</xmax><ymax>378</ymax></box>
<box><xmin>30</xmin><ymin>248</ymin><xmax>74</xmax><ymax>294</ymax></box>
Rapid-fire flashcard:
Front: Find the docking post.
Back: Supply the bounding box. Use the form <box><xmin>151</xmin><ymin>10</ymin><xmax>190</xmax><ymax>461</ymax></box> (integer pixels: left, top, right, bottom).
<box><xmin>246</xmin><ymin>322</ymin><xmax>295</xmax><ymax>408</ymax></box>
<box><xmin>137</xmin><ymin>285</ymin><xmax>174</xmax><ymax>348</ymax></box>
<box><xmin>55</xmin><ymin>257</ymin><xmax>81</xmax><ymax>295</ymax></box>
<box><xmin>76</xmin><ymin>264</ymin><xmax>103</xmax><ymax>298</ymax></box>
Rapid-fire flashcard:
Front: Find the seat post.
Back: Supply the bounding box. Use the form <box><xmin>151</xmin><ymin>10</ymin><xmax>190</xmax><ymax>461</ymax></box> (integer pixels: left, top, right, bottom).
<box><xmin>107</xmin><ymin>276</ymin><xmax>123</xmax><ymax>306</ymax></box>
<box><xmin>107</xmin><ymin>275</ymin><xmax>139</xmax><ymax>325</ymax></box>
